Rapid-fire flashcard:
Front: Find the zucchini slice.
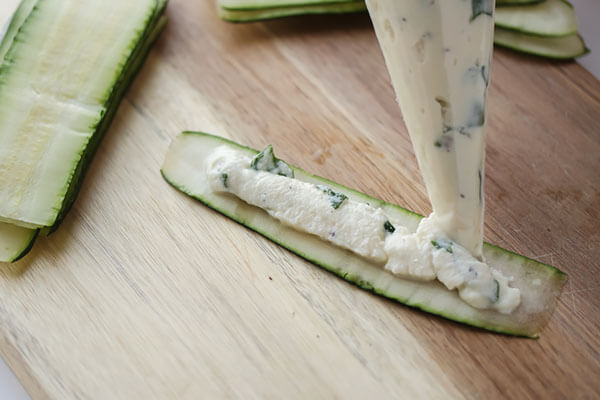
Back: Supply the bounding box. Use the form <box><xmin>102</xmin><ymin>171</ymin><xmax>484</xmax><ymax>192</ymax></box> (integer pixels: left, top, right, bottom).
<box><xmin>219</xmin><ymin>0</ymin><xmax>356</xmax><ymax>10</ymax></box>
<box><xmin>0</xmin><ymin>0</ymin><xmax>167</xmax><ymax>230</ymax></box>
<box><xmin>161</xmin><ymin>132</ymin><xmax>567</xmax><ymax>337</ymax></box>
<box><xmin>497</xmin><ymin>0</ymin><xmax>545</xmax><ymax>6</ymax></box>
<box><xmin>0</xmin><ymin>224</ymin><xmax>38</xmax><ymax>263</ymax></box>
<box><xmin>0</xmin><ymin>0</ymin><xmax>167</xmax><ymax>262</ymax></box>
<box><xmin>218</xmin><ymin>1</ymin><xmax>366</xmax><ymax>22</ymax></box>
<box><xmin>494</xmin><ymin>27</ymin><xmax>589</xmax><ymax>59</ymax></box>
<box><xmin>0</xmin><ymin>0</ymin><xmax>40</xmax><ymax>262</ymax></box>
<box><xmin>220</xmin><ymin>0</ymin><xmax>545</xmax><ymax>10</ymax></box>
<box><xmin>495</xmin><ymin>0</ymin><xmax>578</xmax><ymax>37</ymax></box>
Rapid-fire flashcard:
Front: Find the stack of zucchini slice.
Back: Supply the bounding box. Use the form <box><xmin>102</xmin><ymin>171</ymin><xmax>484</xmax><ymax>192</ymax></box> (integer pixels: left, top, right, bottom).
<box><xmin>217</xmin><ymin>0</ymin><xmax>589</xmax><ymax>59</ymax></box>
<box><xmin>0</xmin><ymin>0</ymin><xmax>168</xmax><ymax>263</ymax></box>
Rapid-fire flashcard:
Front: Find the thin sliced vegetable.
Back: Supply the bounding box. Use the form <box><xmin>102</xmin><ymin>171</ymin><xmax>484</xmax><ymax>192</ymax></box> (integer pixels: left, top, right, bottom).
<box><xmin>495</xmin><ymin>0</ymin><xmax>578</xmax><ymax>37</ymax></box>
<box><xmin>219</xmin><ymin>1</ymin><xmax>366</xmax><ymax>22</ymax></box>
<box><xmin>220</xmin><ymin>0</ymin><xmax>546</xmax><ymax>10</ymax></box>
<box><xmin>0</xmin><ymin>224</ymin><xmax>38</xmax><ymax>263</ymax></box>
<box><xmin>161</xmin><ymin>132</ymin><xmax>567</xmax><ymax>337</ymax></box>
<box><xmin>219</xmin><ymin>0</ymin><xmax>355</xmax><ymax>10</ymax></box>
<box><xmin>494</xmin><ymin>27</ymin><xmax>589</xmax><ymax>59</ymax></box>
<box><xmin>497</xmin><ymin>0</ymin><xmax>545</xmax><ymax>6</ymax></box>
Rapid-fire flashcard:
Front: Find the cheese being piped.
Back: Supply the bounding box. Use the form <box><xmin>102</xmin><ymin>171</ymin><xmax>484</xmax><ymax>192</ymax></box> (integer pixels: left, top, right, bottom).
<box><xmin>203</xmin><ymin>0</ymin><xmax>522</xmax><ymax>314</ymax></box>
<box><xmin>365</xmin><ymin>0</ymin><xmax>494</xmax><ymax>258</ymax></box>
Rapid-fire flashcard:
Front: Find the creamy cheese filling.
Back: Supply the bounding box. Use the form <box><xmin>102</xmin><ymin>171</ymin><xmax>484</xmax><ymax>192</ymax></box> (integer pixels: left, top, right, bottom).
<box><xmin>206</xmin><ymin>146</ymin><xmax>520</xmax><ymax>314</ymax></box>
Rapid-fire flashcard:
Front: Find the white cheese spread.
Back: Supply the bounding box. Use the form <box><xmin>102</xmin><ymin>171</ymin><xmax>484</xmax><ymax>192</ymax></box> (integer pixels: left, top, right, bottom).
<box><xmin>206</xmin><ymin>146</ymin><xmax>520</xmax><ymax>314</ymax></box>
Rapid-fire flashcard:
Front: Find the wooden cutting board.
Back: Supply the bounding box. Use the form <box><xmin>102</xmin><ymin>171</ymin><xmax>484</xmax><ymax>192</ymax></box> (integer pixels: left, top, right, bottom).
<box><xmin>1</xmin><ymin>1</ymin><xmax>599</xmax><ymax>398</ymax></box>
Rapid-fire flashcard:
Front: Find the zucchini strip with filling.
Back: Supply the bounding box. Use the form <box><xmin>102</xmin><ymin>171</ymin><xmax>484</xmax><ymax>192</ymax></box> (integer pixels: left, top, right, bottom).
<box><xmin>161</xmin><ymin>132</ymin><xmax>567</xmax><ymax>337</ymax></box>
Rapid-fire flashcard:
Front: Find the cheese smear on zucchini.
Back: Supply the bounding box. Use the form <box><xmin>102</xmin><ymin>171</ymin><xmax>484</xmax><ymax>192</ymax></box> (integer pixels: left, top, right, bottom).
<box><xmin>206</xmin><ymin>146</ymin><xmax>520</xmax><ymax>314</ymax></box>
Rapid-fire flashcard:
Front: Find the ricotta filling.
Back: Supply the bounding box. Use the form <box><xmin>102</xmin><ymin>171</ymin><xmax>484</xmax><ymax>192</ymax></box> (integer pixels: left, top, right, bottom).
<box><xmin>206</xmin><ymin>146</ymin><xmax>520</xmax><ymax>314</ymax></box>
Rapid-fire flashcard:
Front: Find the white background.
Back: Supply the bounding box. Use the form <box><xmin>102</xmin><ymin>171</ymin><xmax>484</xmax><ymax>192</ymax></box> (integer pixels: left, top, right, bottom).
<box><xmin>571</xmin><ymin>0</ymin><xmax>600</xmax><ymax>78</ymax></box>
<box><xmin>1</xmin><ymin>0</ymin><xmax>598</xmax><ymax>398</ymax></box>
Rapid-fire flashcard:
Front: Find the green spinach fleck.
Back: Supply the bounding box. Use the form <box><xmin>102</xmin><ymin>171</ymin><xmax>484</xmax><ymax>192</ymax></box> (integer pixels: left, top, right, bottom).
<box><xmin>431</xmin><ymin>239</ymin><xmax>454</xmax><ymax>254</ymax></box>
<box><xmin>481</xmin><ymin>65</ymin><xmax>489</xmax><ymax>86</ymax></box>
<box><xmin>478</xmin><ymin>168</ymin><xmax>483</xmax><ymax>204</ymax></box>
<box><xmin>316</xmin><ymin>185</ymin><xmax>348</xmax><ymax>209</ymax></box>
<box><xmin>471</xmin><ymin>0</ymin><xmax>493</xmax><ymax>21</ymax></box>
<box><xmin>465</xmin><ymin>102</ymin><xmax>485</xmax><ymax>128</ymax></box>
<box><xmin>384</xmin><ymin>220</ymin><xmax>396</xmax><ymax>234</ymax></box>
<box><xmin>434</xmin><ymin>134</ymin><xmax>453</xmax><ymax>152</ymax></box>
<box><xmin>250</xmin><ymin>144</ymin><xmax>294</xmax><ymax>178</ymax></box>
<box><xmin>467</xmin><ymin>63</ymin><xmax>489</xmax><ymax>87</ymax></box>
<box><xmin>490</xmin><ymin>279</ymin><xmax>500</xmax><ymax>303</ymax></box>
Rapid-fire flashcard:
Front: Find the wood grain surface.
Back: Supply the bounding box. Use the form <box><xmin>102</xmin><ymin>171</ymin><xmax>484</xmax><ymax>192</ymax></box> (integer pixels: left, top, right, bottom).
<box><xmin>1</xmin><ymin>1</ymin><xmax>600</xmax><ymax>399</ymax></box>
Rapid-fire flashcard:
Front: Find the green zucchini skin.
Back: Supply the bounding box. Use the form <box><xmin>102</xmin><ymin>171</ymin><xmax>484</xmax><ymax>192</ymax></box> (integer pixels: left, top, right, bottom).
<box><xmin>161</xmin><ymin>131</ymin><xmax>567</xmax><ymax>337</ymax></box>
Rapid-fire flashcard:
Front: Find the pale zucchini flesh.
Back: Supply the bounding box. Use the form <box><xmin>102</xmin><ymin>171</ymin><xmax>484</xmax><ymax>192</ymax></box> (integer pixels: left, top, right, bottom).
<box><xmin>494</xmin><ymin>27</ymin><xmax>589</xmax><ymax>59</ymax></box>
<box><xmin>48</xmin><ymin>9</ymin><xmax>168</xmax><ymax>233</ymax></box>
<box><xmin>0</xmin><ymin>224</ymin><xmax>38</xmax><ymax>263</ymax></box>
<box><xmin>495</xmin><ymin>0</ymin><xmax>578</xmax><ymax>37</ymax></box>
<box><xmin>161</xmin><ymin>132</ymin><xmax>567</xmax><ymax>337</ymax></box>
